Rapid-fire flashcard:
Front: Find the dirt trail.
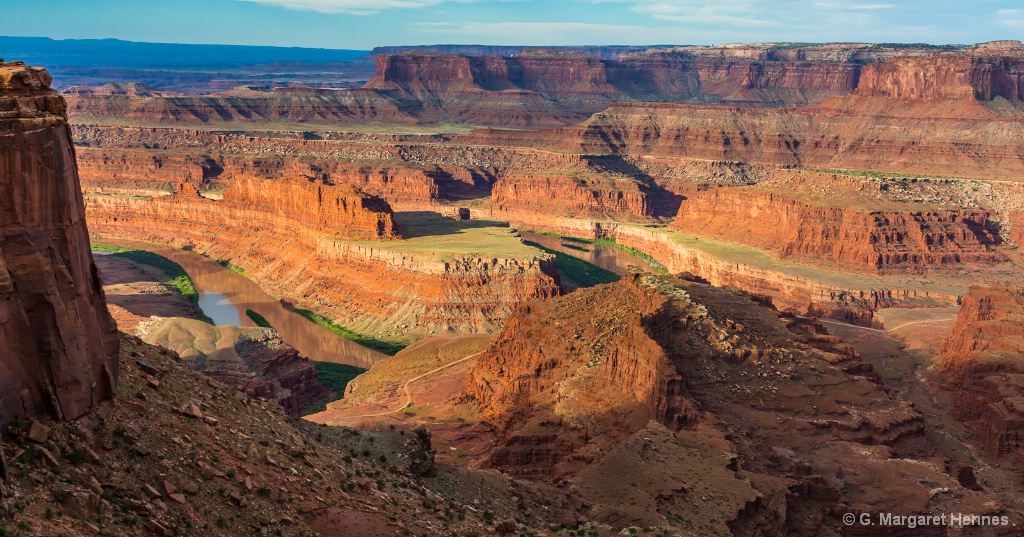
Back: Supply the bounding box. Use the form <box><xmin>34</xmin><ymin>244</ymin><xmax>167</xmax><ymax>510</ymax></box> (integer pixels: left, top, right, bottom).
<box><xmin>339</xmin><ymin>351</ymin><xmax>483</xmax><ymax>422</ymax></box>
<box><xmin>819</xmin><ymin>317</ymin><xmax>956</xmax><ymax>333</ymax></box>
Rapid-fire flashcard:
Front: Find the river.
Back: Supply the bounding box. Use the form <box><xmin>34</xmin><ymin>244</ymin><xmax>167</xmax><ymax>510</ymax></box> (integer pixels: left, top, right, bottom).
<box><xmin>519</xmin><ymin>231</ymin><xmax>657</xmax><ymax>276</ymax></box>
<box><xmin>109</xmin><ymin>243</ymin><xmax>385</xmax><ymax>369</ymax></box>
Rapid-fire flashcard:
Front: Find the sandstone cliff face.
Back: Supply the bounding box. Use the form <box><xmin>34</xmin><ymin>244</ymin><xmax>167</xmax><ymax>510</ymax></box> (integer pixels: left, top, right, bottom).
<box><xmin>491</xmin><ymin>174</ymin><xmax>653</xmax><ymax>222</ymax></box>
<box><xmin>940</xmin><ymin>286</ymin><xmax>1024</xmax><ymax>457</ymax></box>
<box><xmin>85</xmin><ymin>181</ymin><xmax>560</xmax><ymax>337</ymax></box>
<box><xmin>462</xmin><ymin>96</ymin><xmax>1024</xmax><ymax>180</ymax></box>
<box><xmin>857</xmin><ymin>55</ymin><xmax>1024</xmax><ymax>102</ymax></box>
<box><xmin>468</xmin><ymin>273</ymin><xmax>990</xmax><ymax>531</ymax></box>
<box><xmin>139</xmin><ymin>318</ymin><xmax>329</xmax><ymax>416</ymax></box>
<box><xmin>73</xmin><ymin>126</ymin><xmax>495</xmax><ymax>210</ymax></box>
<box><xmin>63</xmin><ymin>44</ymin><xmax>1024</xmax><ymax>131</ymax></box>
<box><xmin>1010</xmin><ymin>210</ymin><xmax>1024</xmax><ymax>245</ymax></box>
<box><xmin>672</xmin><ymin>187</ymin><xmax>1005</xmax><ymax>273</ymax></box>
<box><xmin>223</xmin><ymin>177</ymin><xmax>399</xmax><ymax>240</ymax></box>
<box><xmin>0</xmin><ymin>61</ymin><xmax>119</xmax><ymax>425</ymax></box>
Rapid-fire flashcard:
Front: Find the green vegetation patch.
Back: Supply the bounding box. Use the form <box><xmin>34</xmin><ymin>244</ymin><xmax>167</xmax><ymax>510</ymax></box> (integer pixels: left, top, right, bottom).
<box><xmin>585</xmin><ymin>237</ymin><xmax>669</xmax><ymax>274</ymax></box>
<box><xmin>216</xmin><ymin>259</ymin><xmax>248</xmax><ymax>277</ymax></box>
<box><xmin>93</xmin><ymin>245</ymin><xmax>215</xmax><ymax>324</ymax></box>
<box><xmin>523</xmin><ymin>241</ymin><xmax>620</xmax><ymax>289</ymax></box>
<box><xmin>245</xmin><ymin>309</ymin><xmax>273</xmax><ymax>328</ymax></box>
<box><xmin>290</xmin><ymin>307</ymin><xmax>408</xmax><ymax>356</ymax></box>
<box><xmin>302</xmin><ymin>362</ymin><xmax>368</xmax><ymax>415</ymax></box>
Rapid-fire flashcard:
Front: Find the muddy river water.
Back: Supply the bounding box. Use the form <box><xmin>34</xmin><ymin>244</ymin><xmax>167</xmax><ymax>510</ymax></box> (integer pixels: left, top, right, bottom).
<box><xmin>114</xmin><ymin>243</ymin><xmax>385</xmax><ymax>369</ymax></box>
<box><xmin>111</xmin><ymin>234</ymin><xmax>650</xmax><ymax>369</ymax></box>
<box><xmin>518</xmin><ymin>231</ymin><xmax>657</xmax><ymax>276</ymax></box>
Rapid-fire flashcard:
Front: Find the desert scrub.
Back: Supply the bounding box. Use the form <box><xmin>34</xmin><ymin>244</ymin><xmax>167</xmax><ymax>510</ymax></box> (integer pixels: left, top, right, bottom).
<box><xmin>215</xmin><ymin>258</ymin><xmax>248</xmax><ymax>276</ymax></box>
<box><xmin>92</xmin><ymin>245</ymin><xmax>215</xmax><ymax>324</ymax></box>
<box><xmin>301</xmin><ymin>362</ymin><xmax>367</xmax><ymax>414</ymax></box>
<box><xmin>289</xmin><ymin>307</ymin><xmax>407</xmax><ymax>355</ymax></box>
<box><xmin>245</xmin><ymin>309</ymin><xmax>273</xmax><ymax>328</ymax></box>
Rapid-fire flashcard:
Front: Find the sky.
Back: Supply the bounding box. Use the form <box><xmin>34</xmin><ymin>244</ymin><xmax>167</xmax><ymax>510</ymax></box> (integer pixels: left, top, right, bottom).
<box><xmin>2</xmin><ymin>0</ymin><xmax>1022</xmax><ymax>49</ymax></box>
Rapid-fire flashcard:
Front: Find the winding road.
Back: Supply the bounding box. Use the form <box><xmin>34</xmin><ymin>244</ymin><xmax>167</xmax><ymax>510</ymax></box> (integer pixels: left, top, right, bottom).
<box><xmin>819</xmin><ymin>317</ymin><xmax>958</xmax><ymax>333</ymax></box>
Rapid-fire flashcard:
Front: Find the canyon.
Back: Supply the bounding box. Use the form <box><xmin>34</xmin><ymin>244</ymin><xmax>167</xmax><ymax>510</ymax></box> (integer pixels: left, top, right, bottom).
<box><xmin>5</xmin><ymin>35</ymin><xmax>1024</xmax><ymax>535</ymax></box>
<box><xmin>61</xmin><ymin>41</ymin><xmax>1024</xmax><ymax>129</ymax></box>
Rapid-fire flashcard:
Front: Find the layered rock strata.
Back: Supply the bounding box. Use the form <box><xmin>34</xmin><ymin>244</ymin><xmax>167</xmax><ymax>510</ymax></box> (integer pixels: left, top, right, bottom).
<box><xmin>64</xmin><ymin>42</ymin><xmax>1024</xmax><ymax>129</ymax></box>
<box><xmin>671</xmin><ymin>186</ymin><xmax>1005</xmax><ymax>273</ymax></box>
<box><xmin>469</xmin><ymin>273</ymin><xmax>999</xmax><ymax>531</ymax></box>
<box><xmin>463</xmin><ymin>95</ymin><xmax>1024</xmax><ymax>181</ymax></box>
<box><xmin>86</xmin><ymin>181</ymin><xmax>559</xmax><ymax>336</ymax></box>
<box><xmin>940</xmin><ymin>286</ymin><xmax>1024</xmax><ymax>457</ymax></box>
<box><xmin>0</xmin><ymin>61</ymin><xmax>119</xmax><ymax>425</ymax></box>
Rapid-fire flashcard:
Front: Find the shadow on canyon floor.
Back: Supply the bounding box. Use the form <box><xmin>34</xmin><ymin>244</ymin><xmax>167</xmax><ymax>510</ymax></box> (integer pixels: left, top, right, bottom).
<box><xmin>394</xmin><ymin>211</ymin><xmax>510</xmax><ymax>239</ymax></box>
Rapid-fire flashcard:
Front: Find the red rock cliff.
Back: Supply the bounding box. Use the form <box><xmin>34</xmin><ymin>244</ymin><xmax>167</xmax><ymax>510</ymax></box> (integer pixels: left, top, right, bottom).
<box><xmin>857</xmin><ymin>54</ymin><xmax>1024</xmax><ymax>102</ymax></box>
<box><xmin>223</xmin><ymin>176</ymin><xmax>399</xmax><ymax>240</ymax></box>
<box><xmin>0</xmin><ymin>61</ymin><xmax>119</xmax><ymax>425</ymax></box>
<box><xmin>940</xmin><ymin>286</ymin><xmax>1024</xmax><ymax>457</ymax></box>
<box><xmin>672</xmin><ymin>186</ymin><xmax>1005</xmax><ymax>273</ymax></box>
<box><xmin>466</xmin><ymin>273</ymin><xmax>986</xmax><ymax>533</ymax></box>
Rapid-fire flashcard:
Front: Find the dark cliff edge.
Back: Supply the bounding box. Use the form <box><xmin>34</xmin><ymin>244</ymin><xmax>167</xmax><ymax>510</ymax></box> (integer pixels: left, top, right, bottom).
<box><xmin>0</xmin><ymin>60</ymin><xmax>119</xmax><ymax>426</ymax></box>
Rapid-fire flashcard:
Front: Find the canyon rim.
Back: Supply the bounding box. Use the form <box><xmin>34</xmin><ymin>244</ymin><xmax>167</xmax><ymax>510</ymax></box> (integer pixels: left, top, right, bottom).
<box><xmin>2</xmin><ymin>5</ymin><xmax>1024</xmax><ymax>536</ymax></box>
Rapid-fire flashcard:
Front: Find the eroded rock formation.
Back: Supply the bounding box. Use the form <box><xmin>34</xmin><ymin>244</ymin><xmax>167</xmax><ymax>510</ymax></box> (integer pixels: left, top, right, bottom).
<box><xmin>940</xmin><ymin>286</ymin><xmax>1024</xmax><ymax>457</ymax></box>
<box><xmin>139</xmin><ymin>318</ymin><xmax>329</xmax><ymax>415</ymax></box>
<box><xmin>671</xmin><ymin>186</ymin><xmax>1005</xmax><ymax>272</ymax></box>
<box><xmin>0</xmin><ymin>61</ymin><xmax>118</xmax><ymax>424</ymax></box>
<box><xmin>86</xmin><ymin>179</ymin><xmax>559</xmax><ymax>337</ymax></box>
<box><xmin>63</xmin><ymin>42</ymin><xmax>1024</xmax><ymax>130</ymax></box>
<box><xmin>469</xmin><ymin>273</ymin><xmax>1000</xmax><ymax>531</ymax></box>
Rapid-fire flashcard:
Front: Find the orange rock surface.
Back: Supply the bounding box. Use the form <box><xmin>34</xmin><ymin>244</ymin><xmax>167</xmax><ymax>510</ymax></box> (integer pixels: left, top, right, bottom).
<box><xmin>671</xmin><ymin>186</ymin><xmax>1005</xmax><ymax>273</ymax></box>
<box><xmin>467</xmin><ymin>273</ymin><xmax>1001</xmax><ymax>530</ymax></box>
<box><xmin>86</xmin><ymin>181</ymin><xmax>559</xmax><ymax>337</ymax></box>
<box><xmin>0</xmin><ymin>61</ymin><xmax>119</xmax><ymax>424</ymax></box>
<box><xmin>940</xmin><ymin>286</ymin><xmax>1024</xmax><ymax>457</ymax></box>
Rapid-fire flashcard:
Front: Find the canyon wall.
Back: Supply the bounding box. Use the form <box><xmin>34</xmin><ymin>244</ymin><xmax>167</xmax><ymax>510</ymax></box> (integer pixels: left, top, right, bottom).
<box><xmin>223</xmin><ymin>177</ymin><xmax>399</xmax><ymax>240</ymax></box>
<box><xmin>940</xmin><ymin>286</ymin><xmax>1024</xmax><ymax>457</ymax></box>
<box><xmin>64</xmin><ymin>42</ymin><xmax>1024</xmax><ymax>130</ymax></box>
<box><xmin>467</xmin><ymin>273</ymin><xmax>993</xmax><ymax>531</ymax></box>
<box><xmin>857</xmin><ymin>55</ymin><xmax>1024</xmax><ymax>102</ymax></box>
<box><xmin>491</xmin><ymin>174</ymin><xmax>654</xmax><ymax>222</ymax></box>
<box><xmin>0</xmin><ymin>61</ymin><xmax>119</xmax><ymax>425</ymax></box>
<box><xmin>503</xmin><ymin>217</ymin><xmax>959</xmax><ymax>326</ymax></box>
<box><xmin>671</xmin><ymin>187</ymin><xmax>1005</xmax><ymax>273</ymax></box>
<box><xmin>86</xmin><ymin>181</ymin><xmax>560</xmax><ymax>337</ymax></box>
<box><xmin>463</xmin><ymin>96</ymin><xmax>1024</xmax><ymax>180</ymax></box>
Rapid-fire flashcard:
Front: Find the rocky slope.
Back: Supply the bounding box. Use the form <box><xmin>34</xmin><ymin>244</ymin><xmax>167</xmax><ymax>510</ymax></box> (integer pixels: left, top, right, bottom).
<box><xmin>940</xmin><ymin>286</ymin><xmax>1024</xmax><ymax>458</ymax></box>
<box><xmin>468</xmin><ymin>272</ymin><xmax>1011</xmax><ymax>533</ymax></box>
<box><xmin>139</xmin><ymin>318</ymin><xmax>329</xmax><ymax>416</ymax></box>
<box><xmin>0</xmin><ymin>334</ymin><xmax>591</xmax><ymax>536</ymax></box>
<box><xmin>0</xmin><ymin>61</ymin><xmax>119</xmax><ymax>426</ymax></box>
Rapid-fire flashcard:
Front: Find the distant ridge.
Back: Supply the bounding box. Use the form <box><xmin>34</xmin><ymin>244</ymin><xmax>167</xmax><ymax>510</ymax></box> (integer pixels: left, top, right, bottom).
<box><xmin>0</xmin><ymin>36</ymin><xmax>370</xmax><ymax>68</ymax></box>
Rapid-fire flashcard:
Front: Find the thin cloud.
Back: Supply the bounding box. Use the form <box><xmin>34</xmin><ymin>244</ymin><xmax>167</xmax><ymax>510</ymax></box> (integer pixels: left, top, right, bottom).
<box><xmin>997</xmin><ymin>9</ymin><xmax>1024</xmax><ymax>28</ymax></box>
<box><xmin>235</xmin><ymin>0</ymin><xmax>442</xmax><ymax>14</ymax></box>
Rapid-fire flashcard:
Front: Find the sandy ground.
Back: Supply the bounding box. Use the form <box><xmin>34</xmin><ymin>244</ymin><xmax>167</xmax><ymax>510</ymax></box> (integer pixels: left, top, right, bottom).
<box><xmin>95</xmin><ymin>253</ymin><xmax>202</xmax><ymax>333</ymax></box>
